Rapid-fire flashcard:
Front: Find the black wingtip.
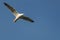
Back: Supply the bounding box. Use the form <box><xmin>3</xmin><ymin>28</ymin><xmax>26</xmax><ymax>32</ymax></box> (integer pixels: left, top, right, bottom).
<box><xmin>31</xmin><ymin>20</ymin><xmax>34</xmax><ymax>23</ymax></box>
<box><xmin>4</xmin><ymin>2</ymin><xmax>8</xmax><ymax>6</ymax></box>
<box><xmin>4</xmin><ymin>2</ymin><xmax>7</xmax><ymax>5</ymax></box>
<box><xmin>4</xmin><ymin>2</ymin><xmax>6</xmax><ymax>5</ymax></box>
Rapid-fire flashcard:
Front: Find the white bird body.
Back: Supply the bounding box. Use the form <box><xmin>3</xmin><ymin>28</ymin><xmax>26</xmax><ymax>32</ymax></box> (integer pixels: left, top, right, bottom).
<box><xmin>13</xmin><ymin>13</ymin><xmax>23</xmax><ymax>22</ymax></box>
<box><xmin>4</xmin><ymin>2</ymin><xmax>34</xmax><ymax>23</ymax></box>
<box><xmin>16</xmin><ymin>13</ymin><xmax>23</xmax><ymax>18</ymax></box>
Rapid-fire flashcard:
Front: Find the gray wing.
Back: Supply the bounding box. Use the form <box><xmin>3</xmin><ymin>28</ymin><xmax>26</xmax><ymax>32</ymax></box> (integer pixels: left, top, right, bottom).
<box><xmin>21</xmin><ymin>15</ymin><xmax>34</xmax><ymax>22</ymax></box>
<box><xmin>4</xmin><ymin>2</ymin><xmax>18</xmax><ymax>16</ymax></box>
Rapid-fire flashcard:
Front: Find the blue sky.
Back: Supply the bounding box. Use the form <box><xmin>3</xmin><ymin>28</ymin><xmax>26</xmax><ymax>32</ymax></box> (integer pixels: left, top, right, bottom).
<box><xmin>0</xmin><ymin>0</ymin><xmax>60</xmax><ymax>40</ymax></box>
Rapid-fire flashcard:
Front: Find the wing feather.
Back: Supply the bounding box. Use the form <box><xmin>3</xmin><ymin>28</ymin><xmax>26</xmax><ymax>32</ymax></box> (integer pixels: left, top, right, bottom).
<box><xmin>21</xmin><ymin>15</ymin><xmax>34</xmax><ymax>22</ymax></box>
<box><xmin>4</xmin><ymin>2</ymin><xmax>18</xmax><ymax>16</ymax></box>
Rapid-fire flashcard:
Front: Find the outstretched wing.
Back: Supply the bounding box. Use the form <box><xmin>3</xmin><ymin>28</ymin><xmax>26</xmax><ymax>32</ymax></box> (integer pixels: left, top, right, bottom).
<box><xmin>4</xmin><ymin>2</ymin><xmax>18</xmax><ymax>16</ymax></box>
<box><xmin>21</xmin><ymin>15</ymin><xmax>34</xmax><ymax>22</ymax></box>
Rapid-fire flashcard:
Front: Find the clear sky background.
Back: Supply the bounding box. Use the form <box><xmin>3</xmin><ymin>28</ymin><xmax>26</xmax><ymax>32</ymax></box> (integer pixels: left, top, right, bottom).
<box><xmin>0</xmin><ymin>0</ymin><xmax>60</xmax><ymax>40</ymax></box>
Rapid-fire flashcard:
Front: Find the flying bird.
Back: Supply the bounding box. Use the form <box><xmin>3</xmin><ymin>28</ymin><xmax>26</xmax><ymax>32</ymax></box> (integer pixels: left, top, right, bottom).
<box><xmin>4</xmin><ymin>2</ymin><xmax>34</xmax><ymax>23</ymax></box>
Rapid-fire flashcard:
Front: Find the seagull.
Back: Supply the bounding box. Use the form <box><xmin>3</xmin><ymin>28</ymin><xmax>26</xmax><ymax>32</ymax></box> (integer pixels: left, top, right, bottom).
<box><xmin>4</xmin><ymin>2</ymin><xmax>34</xmax><ymax>23</ymax></box>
